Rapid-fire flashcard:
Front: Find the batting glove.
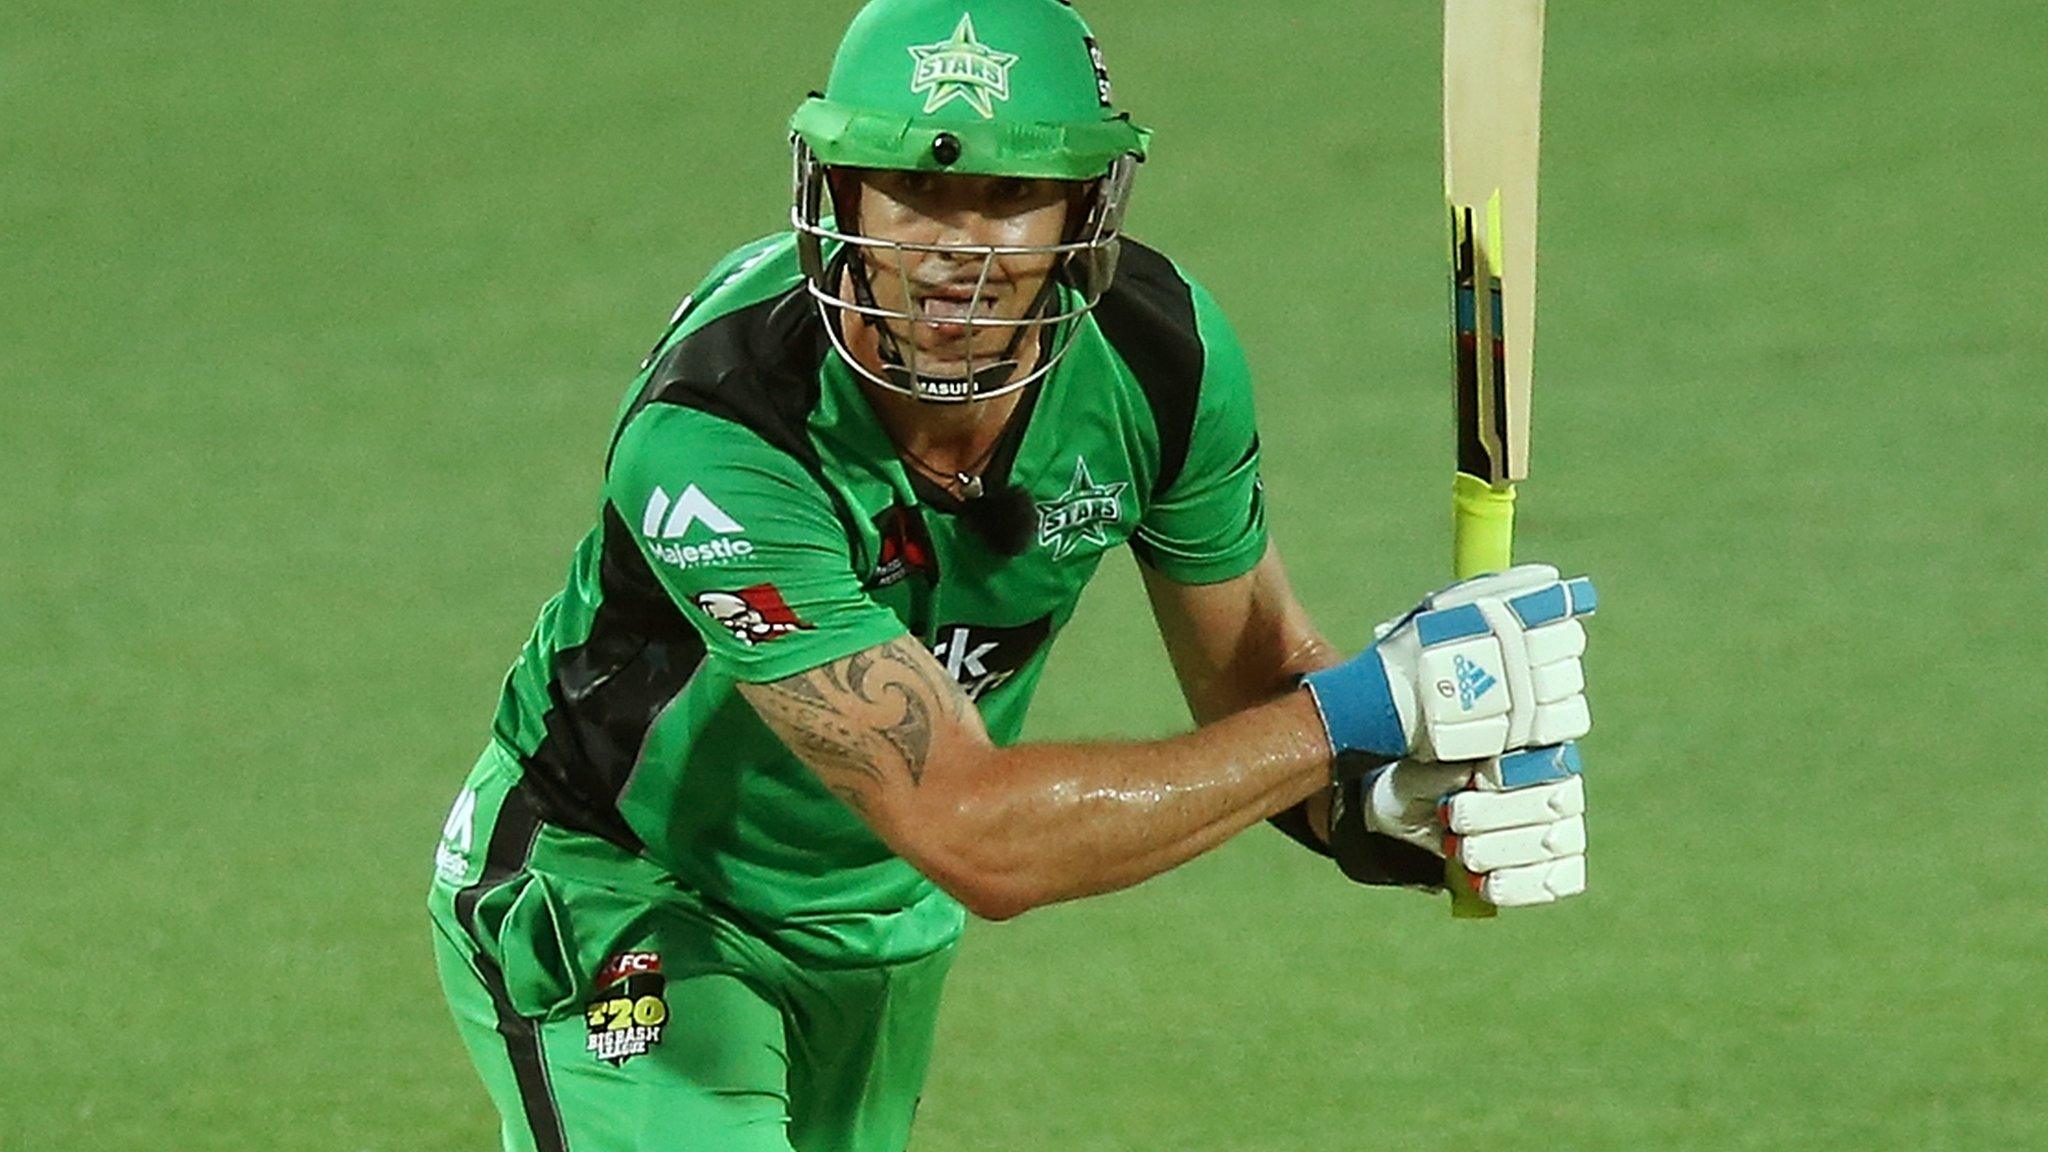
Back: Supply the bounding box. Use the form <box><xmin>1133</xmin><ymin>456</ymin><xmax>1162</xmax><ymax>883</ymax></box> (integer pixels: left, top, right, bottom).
<box><xmin>1301</xmin><ymin>564</ymin><xmax>1595</xmax><ymax>767</ymax></box>
<box><xmin>1355</xmin><ymin>743</ymin><xmax>1589</xmax><ymax>907</ymax></box>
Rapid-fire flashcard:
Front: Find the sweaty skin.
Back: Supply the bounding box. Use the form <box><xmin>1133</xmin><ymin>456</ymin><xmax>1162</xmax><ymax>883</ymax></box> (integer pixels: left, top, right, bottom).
<box><xmin>1140</xmin><ymin>544</ymin><xmax>1345</xmax><ymax>842</ymax></box>
<box><xmin>744</xmin><ymin>171</ymin><xmax>1350</xmax><ymax>919</ymax></box>
<box><xmin>738</xmin><ymin>546</ymin><xmax>1342</xmax><ymax>920</ymax></box>
<box><xmin>844</xmin><ymin>168</ymin><xmax>1071</xmax><ymax>376</ymax></box>
<box><xmin>841</xmin><ymin>169</ymin><xmax>1076</xmax><ymax>489</ymax></box>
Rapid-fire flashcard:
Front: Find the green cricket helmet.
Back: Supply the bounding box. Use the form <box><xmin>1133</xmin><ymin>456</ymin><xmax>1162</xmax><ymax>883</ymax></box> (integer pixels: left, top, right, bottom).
<box><xmin>790</xmin><ymin>0</ymin><xmax>1151</xmax><ymax>402</ymax></box>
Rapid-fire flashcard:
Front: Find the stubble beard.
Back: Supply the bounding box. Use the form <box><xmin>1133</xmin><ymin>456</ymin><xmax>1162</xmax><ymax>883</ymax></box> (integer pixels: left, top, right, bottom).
<box><xmin>842</xmin><ymin>261</ymin><xmax>1048</xmax><ymax>389</ymax></box>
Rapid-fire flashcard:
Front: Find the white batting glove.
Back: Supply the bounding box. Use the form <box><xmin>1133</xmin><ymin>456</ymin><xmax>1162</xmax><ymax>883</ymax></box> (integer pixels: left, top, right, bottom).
<box><xmin>1366</xmin><ymin>744</ymin><xmax>1588</xmax><ymax>907</ymax></box>
<box><xmin>1303</xmin><ymin>564</ymin><xmax>1596</xmax><ymax>766</ymax></box>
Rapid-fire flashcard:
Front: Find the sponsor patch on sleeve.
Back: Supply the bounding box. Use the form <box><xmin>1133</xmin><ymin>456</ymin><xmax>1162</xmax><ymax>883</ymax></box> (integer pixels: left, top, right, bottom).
<box><xmin>693</xmin><ymin>583</ymin><xmax>813</xmax><ymax>647</ymax></box>
<box><xmin>640</xmin><ymin>483</ymin><xmax>755</xmax><ymax>570</ymax></box>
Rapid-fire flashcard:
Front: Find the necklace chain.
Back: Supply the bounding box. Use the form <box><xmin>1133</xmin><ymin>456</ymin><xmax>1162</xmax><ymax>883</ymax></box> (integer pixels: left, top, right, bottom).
<box><xmin>884</xmin><ymin>380</ymin><xmax>1037</xmax><ymax>502</ymax></box>
<box><xmin>898</xmin><ymin>435</ymin><xmax>1002</xmax><ymax>499</ymax></box>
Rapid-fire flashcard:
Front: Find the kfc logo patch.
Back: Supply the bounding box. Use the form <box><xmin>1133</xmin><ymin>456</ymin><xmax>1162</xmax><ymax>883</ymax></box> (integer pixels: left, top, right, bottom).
<box><xmin>584</xmin><ymin>951</ymin><xmax>667</xmax><ymax>1066</ymax></box>
<box><xmin>693</xmin><ymin>584</ymin><xmax>812</xmax><ymax>647</ymax></box>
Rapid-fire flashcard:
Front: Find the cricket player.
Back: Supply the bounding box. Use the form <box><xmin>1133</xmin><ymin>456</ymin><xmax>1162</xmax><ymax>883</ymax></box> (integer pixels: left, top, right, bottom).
<box><xmin>428</xmin><ymin>2</ymin><xmax>1599</xmax><ymax>1149</ymax></box>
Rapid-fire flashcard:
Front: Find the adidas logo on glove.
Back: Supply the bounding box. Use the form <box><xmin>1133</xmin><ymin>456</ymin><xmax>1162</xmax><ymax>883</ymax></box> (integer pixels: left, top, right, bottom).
<box><xmin>1450</xmin><ymin>654</ymin><xmax>1499</xmax><ymax>711</ymax></box>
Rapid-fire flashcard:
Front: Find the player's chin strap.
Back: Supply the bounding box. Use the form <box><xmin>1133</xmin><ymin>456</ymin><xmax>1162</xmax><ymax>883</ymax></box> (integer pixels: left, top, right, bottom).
<box><xmin>837</xmin><ymin>247</ymin><xmax>1064</xmax><ymax>403</ymax></box>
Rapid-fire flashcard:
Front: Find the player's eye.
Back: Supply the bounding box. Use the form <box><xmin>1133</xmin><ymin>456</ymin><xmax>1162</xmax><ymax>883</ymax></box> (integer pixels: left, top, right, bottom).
<box><xmin>894</xmin><ymin>171</ymin><xmax>938</xmax><ymax>198</ymax></box>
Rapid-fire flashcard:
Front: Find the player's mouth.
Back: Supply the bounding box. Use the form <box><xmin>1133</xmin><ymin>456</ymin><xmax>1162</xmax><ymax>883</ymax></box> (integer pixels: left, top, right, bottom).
<box><xmin>916</xmin><ymin>288</ymin><xmax>1002</xmax><ymax>319</ymax></box>
<box><xmin>913</xmin><ymin>287</ymin><xmax>1009</xmax><ymax>344</ymax></box>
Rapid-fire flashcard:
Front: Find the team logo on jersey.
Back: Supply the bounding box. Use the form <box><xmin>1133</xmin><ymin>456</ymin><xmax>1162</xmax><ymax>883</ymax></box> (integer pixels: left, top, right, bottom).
<box><xmin>1035</xmin><ymin>457</ymin><xmax>1128</xmax><ymax>560</ymax></box>
<box><xmin>930</xmin><ymin>616</ymin><xmax>1053</xmax><ymax>701</ymax></box>
<box><xmin>584</xmin><ymin>952</ymin><xmax>668</xmax><ymax>1066</ymax></box>
<box><xmin>907</xmin><ymin>14</ymin><xmax>1019</xmax><ymax>119</ymax></box>
<box><xmin>870</xmin><ymin>505</ymin><xmax>939</xmax><ymax>588</ymax></box>
<box><xmin>694</xmin><ymin>584</ymin><xmax>812</xmax><ymax>647</ymax></box>
<box><xmin>640</xmin><ymin>484</ymin><xmax>755</xmax><ymax>570</ymax></box>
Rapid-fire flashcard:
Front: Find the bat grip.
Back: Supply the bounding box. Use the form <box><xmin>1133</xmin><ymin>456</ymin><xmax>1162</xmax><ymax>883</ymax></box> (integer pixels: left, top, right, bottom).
<box><xmin>1448</xmin><ymin>472</ymin><xmax>1518</xmax><ymax>919</ymax></box>
<box><xmin>1452</xmin><ymin>472</ymin><xmax>1517</xmax><ymax>579</ymax></box>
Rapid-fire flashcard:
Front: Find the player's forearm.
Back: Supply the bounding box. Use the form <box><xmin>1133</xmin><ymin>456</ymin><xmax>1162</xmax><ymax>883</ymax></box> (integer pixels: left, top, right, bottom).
<box><xmin>1179</xmin><ymin>630</ymin><xmax>1343</xmax><ymax>852</ymax></box>
<box><xmin>1173</xmin><ymin>618</ymin><xmax>1343</xmax><ymax>846</ymax></box>
<box><xmin>914</xmin><ymin>689</ymin><xmax>1331</xmax><ymax>919</ymax></box>
<box><xmin>739</xmin><ymin>635</ymin><xmax>1336</xmax><ymax>921</ymax></box>
<box><xmin>1180</xmin><ymin>628</ymin><xmax>1341</xmax><ymax>725</ymax></box>
<box><xmin>1145</xmin><ymin>552</ymin><xmax>1344</xmax><ymax>726</ymax></box>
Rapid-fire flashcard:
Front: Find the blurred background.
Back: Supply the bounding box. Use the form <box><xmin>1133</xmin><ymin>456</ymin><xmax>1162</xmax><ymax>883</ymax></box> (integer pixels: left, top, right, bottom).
<box><xmin>3</xmin><ymin>2</ymin><xmax>2042</xmax><ymax>1149</ymax></box>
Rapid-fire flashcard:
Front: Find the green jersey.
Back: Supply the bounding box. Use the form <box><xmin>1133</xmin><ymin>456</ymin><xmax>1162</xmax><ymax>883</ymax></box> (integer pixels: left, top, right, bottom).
<box><xmin>482</xmin><ymin>233</ymin><xmax>1267</xmax><ymax>966</ymax></box>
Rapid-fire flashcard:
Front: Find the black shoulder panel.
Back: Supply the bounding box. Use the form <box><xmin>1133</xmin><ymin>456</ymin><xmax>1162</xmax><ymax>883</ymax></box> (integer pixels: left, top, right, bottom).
<box><xmin>513</xmin><ymin>503</ymin><xmax>709</xmax><ymax>853</ymax></box>
<box><xmin>1091</xmin><ymin>239</ymin><xmax>1205</xmax><ymax>498</ymax></box>
<box><xmin>516</xmin><ymin>288</ymin><xmax>835</xmax><ymax>853</ymax></box>
<box><xmin>610</xmin><ymin>288</ymin><xmax>832</xmax><ymax>471</ymax></box>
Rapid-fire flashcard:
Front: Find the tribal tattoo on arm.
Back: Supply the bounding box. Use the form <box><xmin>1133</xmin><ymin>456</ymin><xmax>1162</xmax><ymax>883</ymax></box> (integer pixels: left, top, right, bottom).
<box><xmin>740</xmin><ymin>636</ymin><xmax>983</xmax><ymax>815</ymax></box>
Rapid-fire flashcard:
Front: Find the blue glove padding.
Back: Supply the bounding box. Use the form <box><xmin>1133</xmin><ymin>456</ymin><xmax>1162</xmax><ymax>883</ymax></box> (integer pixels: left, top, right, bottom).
<box><xmin>1301</xmin><ymin>565</ymin><xmax>1597</xmax><ymax>769</ymax></box>
<box><xmin>1300</xmin><ymin>657</ymin><xmax>1407</xmax><ymax>769</ymax></box>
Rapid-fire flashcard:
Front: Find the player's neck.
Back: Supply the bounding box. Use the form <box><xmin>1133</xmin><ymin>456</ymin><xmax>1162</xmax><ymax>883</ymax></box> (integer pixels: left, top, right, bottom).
<box><xmin>859</xmin><ymin>375</ymin><xmax>1026</xmax><ymax>479</ymax></box>
<box><xmin>844</xmin><ymin>314</ymin><xmax>1038</xmax><ymax>478</ymax></box>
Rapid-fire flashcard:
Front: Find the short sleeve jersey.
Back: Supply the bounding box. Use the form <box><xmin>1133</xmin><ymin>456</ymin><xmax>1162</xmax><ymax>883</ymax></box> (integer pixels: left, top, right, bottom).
<box><xmin>487</xmin><ymin>233</ymin><xmax>1267</xmax><ymax>965</ymax></box>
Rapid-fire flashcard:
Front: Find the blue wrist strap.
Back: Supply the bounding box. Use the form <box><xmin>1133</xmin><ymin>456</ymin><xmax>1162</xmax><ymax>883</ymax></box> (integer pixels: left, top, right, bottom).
<box><xmin>1301</xmin><ymin>653</ymin><xmax>1406</xmax><ymax>765</ymax></box>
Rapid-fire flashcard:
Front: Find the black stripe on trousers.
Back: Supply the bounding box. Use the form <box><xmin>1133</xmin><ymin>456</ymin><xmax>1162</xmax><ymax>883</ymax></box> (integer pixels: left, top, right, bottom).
<box><xmin>453</xmin><ymin>783</ymin><xmax>570</xmax><ymax>1152</ymax></box>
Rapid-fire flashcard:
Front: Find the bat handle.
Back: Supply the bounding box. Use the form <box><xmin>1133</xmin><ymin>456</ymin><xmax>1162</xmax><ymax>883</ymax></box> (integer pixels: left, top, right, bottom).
<box><xmin>1448</xmin><ymin>861</ymin><xmax>1496</xmax><ymax>918</ymax></box>
<box><xmin>1452</xmin><ymin>472</ymin><xmax>1518</xmax><ymax>582</ymax></box>
<box><xmin>1448</xmin><ymin>472</ymin><xmax>1518</xmax><ymax>919</ymax></box>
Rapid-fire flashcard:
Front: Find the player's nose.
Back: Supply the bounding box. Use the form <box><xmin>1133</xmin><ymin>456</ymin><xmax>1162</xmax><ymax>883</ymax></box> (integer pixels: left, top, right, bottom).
<box><xmin>926</xmin><ymin>208</ymin><xmax>994</xmax><ymax>249</ymax></box>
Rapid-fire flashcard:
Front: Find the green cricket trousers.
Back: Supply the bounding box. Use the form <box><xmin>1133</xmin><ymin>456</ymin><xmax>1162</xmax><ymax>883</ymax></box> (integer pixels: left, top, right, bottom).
<box><xmin>427</xmin><ymin>748</ymin><xmax>953</xmax><ymax>1152</ymax></box>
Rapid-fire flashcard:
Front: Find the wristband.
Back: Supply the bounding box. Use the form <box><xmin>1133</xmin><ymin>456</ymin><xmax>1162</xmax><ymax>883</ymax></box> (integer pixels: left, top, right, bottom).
<box><xmin>1300</xmin><ymin>653</ymin><xmax>1407</xmax><ymax>771</ymax></box>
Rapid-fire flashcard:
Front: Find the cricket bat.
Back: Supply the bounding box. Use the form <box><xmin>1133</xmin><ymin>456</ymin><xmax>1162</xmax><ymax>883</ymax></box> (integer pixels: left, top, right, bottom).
<box><xmin>1444</xmin><ymin>0</ymin><xmax>1545</xmax><ymax>918</ymax></box>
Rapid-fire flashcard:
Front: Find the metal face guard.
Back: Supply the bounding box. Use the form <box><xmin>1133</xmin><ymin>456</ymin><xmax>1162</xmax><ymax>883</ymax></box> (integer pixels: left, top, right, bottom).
<box><xmin>791</xmin><ymin>138</ymin><xmax>1135</xmax><ymax>403</ymax></box>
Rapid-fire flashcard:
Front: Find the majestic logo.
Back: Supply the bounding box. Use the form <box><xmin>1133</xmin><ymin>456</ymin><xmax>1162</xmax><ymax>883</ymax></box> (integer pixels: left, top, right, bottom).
<box><xmin>641</xmin><ymin>484</ymin><xmax>754</xmax><ymax>570</ymax></box>
<box><xmin>584</xmin><ymin>952</ymin><xmax>667</xmax><ymax>1066</ymax></box>
<box><xmin>433</xmin><ymin>787</ymin><xmax>477</xmax><ymax>882</ymax></box>
<box><xmin>907</xmin><ymin>14</ymin><xmax>1019</xmax><ymax>119</ymax></box>
<box><xmin>1035</xmin><ymin>457</ymin><xmax>1127</xmax><ymax>559</ymax></box>
<box><xmin>642</xmin><ymin>484</ymin><xmax>742</xmax><ymax>538</ymax></box>
<box><xmin>693</xmin><ymin>584</ymin><xmax>812</xmax><ymax>647</ymax></box>
<box><xmin>1453</xmin><ymin>654</ymin><xmax>1499</xmax><ymax>711</ymax></box>
<box><xmin>930</xmin><ymin>616</ymin><xmax>1053</xmax><ymax>701</ymax></box>
<box><xmin>870</xmin><ymin>505</ymin><xmax>939</xmax><ymax>588</ymax></box>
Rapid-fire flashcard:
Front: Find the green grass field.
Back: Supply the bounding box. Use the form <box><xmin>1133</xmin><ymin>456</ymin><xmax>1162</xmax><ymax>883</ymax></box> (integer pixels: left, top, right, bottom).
<box><xmin>4</xmin><ymin>3</ymin><xmax>2043</xmax><ymax>1149</ymax></box>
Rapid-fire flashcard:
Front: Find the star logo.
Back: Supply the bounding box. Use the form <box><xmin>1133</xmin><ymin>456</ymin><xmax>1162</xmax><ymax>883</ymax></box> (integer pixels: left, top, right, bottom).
<box><xmin>1035</xmin><ymin>457</ymin><xmax>1128</xmax><ymax>560</ymax></box>
<box><xmin>907</xmin><ymin>14</ymin><xmax>1020</xmax><ymax>120</ymax></box>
